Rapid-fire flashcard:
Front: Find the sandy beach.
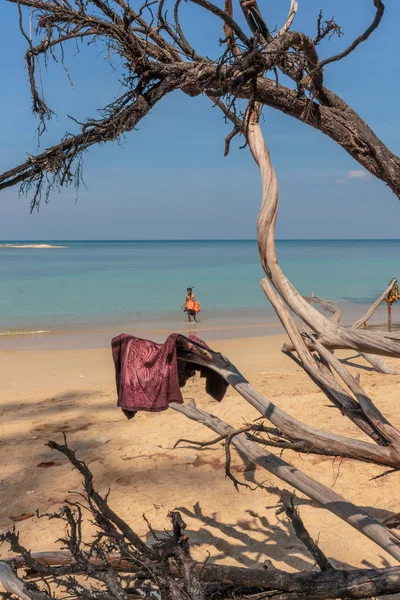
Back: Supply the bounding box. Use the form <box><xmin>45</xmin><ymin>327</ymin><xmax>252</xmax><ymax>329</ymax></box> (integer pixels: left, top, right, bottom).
<box><xmin>2</xmin><ymin>333</ymin><xmax>400</xmax><ymax>575</ymax></box>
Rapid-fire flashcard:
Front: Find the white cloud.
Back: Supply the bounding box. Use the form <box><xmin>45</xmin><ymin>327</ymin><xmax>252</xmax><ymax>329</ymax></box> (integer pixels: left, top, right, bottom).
<box><xmin>337</xmin><ymin>169</ymin><xmax>372</xmax><ymax>184</ymax></box>
<box><xmin>348</xmin><ymin>170</ymin><xmax>371</xmax><ymax>180</ymax></box>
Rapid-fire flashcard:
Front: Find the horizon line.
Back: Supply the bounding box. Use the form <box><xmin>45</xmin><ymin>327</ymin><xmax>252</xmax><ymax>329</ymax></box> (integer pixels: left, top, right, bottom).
<box><xmin>2</xmin><ymin>238</ymin><xmax>400</xmax><ymax>242</ymax></box>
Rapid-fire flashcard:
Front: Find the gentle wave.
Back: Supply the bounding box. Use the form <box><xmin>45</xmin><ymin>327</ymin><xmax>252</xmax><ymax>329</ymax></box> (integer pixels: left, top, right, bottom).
<box><xmin>0</xmin><ymin>330</ymin><xmax>50</xmax><ymax>336</ymax></box>
<box><xmin>0</xmin><ymin>244</ymin><xmax>67</xmax><ymax>249</ymax></box>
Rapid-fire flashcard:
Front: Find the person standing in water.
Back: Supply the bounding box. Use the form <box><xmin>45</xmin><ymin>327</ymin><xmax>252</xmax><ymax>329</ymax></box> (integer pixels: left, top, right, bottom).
<box><xmin>181</xmin><ymin>287</ymin><xmax>199</xmax><ymax>322</ymax></box>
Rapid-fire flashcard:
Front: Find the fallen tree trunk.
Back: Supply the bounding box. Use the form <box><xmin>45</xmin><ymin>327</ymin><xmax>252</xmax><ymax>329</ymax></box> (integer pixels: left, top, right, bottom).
<box><xmin>284</xmin><ymin>331</ymin><xmax>398</xmax><ymax>374</ymax></box>
<box><xmin>6</xmin><ymin>553</ymin><xmax>400</xmax><ymax>600</ymax></box>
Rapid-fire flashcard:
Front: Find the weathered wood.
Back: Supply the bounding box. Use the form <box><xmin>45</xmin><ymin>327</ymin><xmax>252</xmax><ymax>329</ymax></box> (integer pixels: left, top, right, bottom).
<box><xmin>260</xmin><ymin>278</ymin><xmax>395</xmax><ymax>446</ymax></box>
<box><xmin>360</xmin><ymin>352</ymin><xmax>398</xmax><ymax>375</ymax></box>
<box><xmin>284</xmin><ymin>336</ymin><xmax>398</xmax><ymax>374</ymax></box>
<box><xmin>277</xmin><ymin>0</ymin><xmax>298</xmax><ymax>38</ymax></box>
<box><xmin>302</xmin><ymin>291</ymin><xmax>398</xmax><ymax>374</ymax></box>
<box><xmin>170</xmin><ymin>401</ymin><xmax>400</xmax><ymax>562</ymax></box>
<box><xmin>7</xmin><ymin>551</ymin><xmax>400</xmax><ymax>599</ymax></box>
<box><xmin>198</xmin><ymin>563</ymin><xmax>400</xmax><ymax>599</ymax></box>
<box><xmin>178</xmin><ymin>347</ymin><xmax>400</xmax><ymax>467</ymax></box>
<box><xmin>351</xmin><ymin>285</ymin><xmax>397</xmax><ymax>370</ymax></box>
<box><xmin>0</xmin><ymin>562</ymin><xmax>50</xmax><ymax>600</ymax></box>
<box><xmin>353</xmin><ymin>279</ymin><xmax>396</xmax><ymax>329</ymax></box>
<box><xmin>284</xmin><ymin>339</ymin><xmax>398</xmax><ymax>374</ymax></box>
<box><xmin>387</xmin><ymin>299</ymin><xmax>393</xmax><ymax>332</ymax></box>
<box><xmin>279</xmin><ymin>489</ymin><xmax>334</xmax><ymax>571</ymax></box>
<box><xmin>303</xmin><ymin>292</ymin><xmax>342</xmax><ymax>324</ymax></box>
<box><xmin>262</xmin><ymin>279</ymin><xmax>400</xmax><ymax>457</ymax></box>
<box><xmin>303</xmin><ymin>332</ymin><xmax>400</xmax><ymax>448</ymax></box>
<box><xmin>247</xmin><ymin>106</ymin><xmax>400</xmax><ymax>358</ymax></box>
<box><xmin>2</xmin><ymin>551</ymin><xmax>126</xmax><ymax>570</ymax></box>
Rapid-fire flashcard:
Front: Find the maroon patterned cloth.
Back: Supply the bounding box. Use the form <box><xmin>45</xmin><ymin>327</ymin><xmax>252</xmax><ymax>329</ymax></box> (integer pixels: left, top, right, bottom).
<box><xmin>111</xmin><ymin>333</ymin><xmax>228</xmax><ymax>419</ymax></box>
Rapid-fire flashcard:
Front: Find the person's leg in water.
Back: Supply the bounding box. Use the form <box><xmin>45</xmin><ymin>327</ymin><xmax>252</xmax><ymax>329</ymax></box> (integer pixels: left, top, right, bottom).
<box><xmin>187</xmin><ymin>310</ymin><xmax>192</xmax><ymax>323</ymax></box>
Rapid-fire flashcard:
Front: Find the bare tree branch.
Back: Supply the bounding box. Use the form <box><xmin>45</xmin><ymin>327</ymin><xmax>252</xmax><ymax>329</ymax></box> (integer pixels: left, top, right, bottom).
<box><xmin>1</xmin><ymin>0</ymin><xmax>399</xmax><ymax>202</ymax></box>
<box><xmin>317</xmin><ymin>0</ymin><xmax>385</xmax><ymax>70</ymax></box>
<box><xmin>278</xmin><ymin>490</ymin><xmax>334</xmax><ymax>571</ymax></box>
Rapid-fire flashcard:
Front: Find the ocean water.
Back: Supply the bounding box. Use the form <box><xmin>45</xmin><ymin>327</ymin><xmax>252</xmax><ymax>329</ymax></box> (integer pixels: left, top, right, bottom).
<box><xmin>0</xmin><ymin>240</ymin><xmax>399</xmax><ymax>341</ymax></box>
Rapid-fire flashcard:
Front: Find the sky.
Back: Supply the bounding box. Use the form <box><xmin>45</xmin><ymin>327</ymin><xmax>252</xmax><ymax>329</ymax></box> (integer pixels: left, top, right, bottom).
<box><xmin>0</xmin><ymin>0</ymin><xmax>399</xmax><ymax>240</ymax></box>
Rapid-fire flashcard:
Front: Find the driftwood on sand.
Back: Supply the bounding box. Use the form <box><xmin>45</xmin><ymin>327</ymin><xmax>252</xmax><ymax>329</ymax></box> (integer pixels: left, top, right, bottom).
<box><xmin>176</xmin><ymin>338</ymin><xmax>400</xmax><ymax>466</ymax></box>
<box><xmin>353</xmin><ymin>279</ymin><xmax>397</xmax><ymax>329</ymax></box>
<box><xmin>2</xmin><ymin>2</ymin><xmax>400</xmax><ymax>600</ymax></box>
<box><xmin>301</xmin><ymin>290</ymin><xmax>398</xmax><ymax>374</ymax></box>
<box><xmin>3</xmin><ymin>440</ymin><xmax>400</xmax><ymax>600</ymax></box>
<box><xmin>171</xmin><ymin>399</ymin><xmax>400</xmax><ymax>561</ymax></box>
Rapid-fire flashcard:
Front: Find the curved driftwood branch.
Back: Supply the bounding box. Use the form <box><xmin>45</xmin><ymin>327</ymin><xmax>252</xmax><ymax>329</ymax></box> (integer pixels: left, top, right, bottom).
<box><xmin>277</xmin><ymin>0</ymin><xmax>298</xmax><ymax>38</ymax></box>
<box><xmin>303</xmin><ymin>292</ymin><xmax>342</xmax><ymax>324</ymax></box>
<box><xmin>353</xmin><ymin>279</ymin><xmax>397</xmax><ymax>329</ymax></box>
<box><xmin>246</xmin><ymin>105</ymin><xmax>400</xmax><ymax>359</ymax></box>
<box><xmin>170</xmin><ymin>400</ymin><xmax>400</xmax><ymax>562</ymax></box>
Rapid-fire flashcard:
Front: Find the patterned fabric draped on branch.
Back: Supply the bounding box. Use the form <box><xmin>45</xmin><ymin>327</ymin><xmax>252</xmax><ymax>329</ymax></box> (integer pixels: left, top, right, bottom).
<box><xmin>111</xmin><ymin>333</ymin><xmax>228</xmax><ymax>418</ymax></box>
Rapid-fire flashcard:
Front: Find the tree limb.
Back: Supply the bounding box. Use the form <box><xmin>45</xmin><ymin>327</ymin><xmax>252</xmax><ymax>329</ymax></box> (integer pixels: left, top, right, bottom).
<box><xmin>171</xmin><ymin>400</ymin><xmax>400</xmax><ymax>562</ymax></box>
<box><xmin>317</xmin><ymin>0</ymin><xmax>385</xmax><ymax>70</ymax></box>
<box><xmin>278</xmin><ymin>490</ymin><xmax>334</xmax><ymax>571</ymax></box>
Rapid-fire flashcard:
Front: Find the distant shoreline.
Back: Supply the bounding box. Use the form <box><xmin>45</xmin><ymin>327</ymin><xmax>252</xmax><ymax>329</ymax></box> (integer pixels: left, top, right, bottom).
<box><xmin>1</xmin><ymin>238</ymin><xmax>400</xmax><ymax>243</ymax></box>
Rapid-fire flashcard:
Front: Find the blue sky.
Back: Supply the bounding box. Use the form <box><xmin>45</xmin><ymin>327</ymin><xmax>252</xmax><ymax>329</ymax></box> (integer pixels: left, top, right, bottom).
<box><xmin>0</xmin><ymin>0</ymin><xmax>399</xmax><ymax>240</ymax></box>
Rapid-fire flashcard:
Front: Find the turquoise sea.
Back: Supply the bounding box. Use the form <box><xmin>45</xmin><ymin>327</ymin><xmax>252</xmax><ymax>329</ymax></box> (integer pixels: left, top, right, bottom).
<box><xmin>0</xmin><ymin>240</ymin><xmax>399</xmax><ymax>345</ymax></box>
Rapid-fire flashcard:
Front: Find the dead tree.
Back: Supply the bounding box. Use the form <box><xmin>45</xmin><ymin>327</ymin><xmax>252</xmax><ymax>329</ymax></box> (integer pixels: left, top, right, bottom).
<box><xmin>4</xmin><ymin>1</ymin><xmax>400</xmax><ymax>587</ymax></box>
<box><xmin>4</xmin><ymin>439</ymin><xmax>400</xmax><ymax>600</ymax></box>
<box><xmin>0</xmin><ymin>0</ymin><xmax>398</xmax><ymax>199</ymax></box>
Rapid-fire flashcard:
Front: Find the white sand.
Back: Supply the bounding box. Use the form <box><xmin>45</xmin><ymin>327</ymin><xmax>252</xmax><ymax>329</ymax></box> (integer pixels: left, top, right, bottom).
<box><xmin>1</xmin><ymin>335</ymin><xmax>400</xmax><ymax>575</ymax></box>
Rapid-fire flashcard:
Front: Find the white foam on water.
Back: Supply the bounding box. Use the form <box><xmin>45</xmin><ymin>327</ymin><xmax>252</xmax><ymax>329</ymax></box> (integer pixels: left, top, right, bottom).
<box><xmin>0</xmin><ymin>330</ymin><xmax>50</xmax><ymax>336</ymax></box>
<box><xmin>0</xmin><ymin>244</ymin><xmax>67</xmax><ymax>249</ymax></box>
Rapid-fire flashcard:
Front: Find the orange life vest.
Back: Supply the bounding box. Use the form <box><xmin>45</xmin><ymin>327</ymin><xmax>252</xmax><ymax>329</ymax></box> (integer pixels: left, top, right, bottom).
<box><xmin>194</xmin><ymin>302</ymin><xmax>201</xmax><ymax>313</ymax></box>
<box><xmin>187</xmin><ymin>300</ymin><xmax>195</xmax><ymax>310</ymax></box>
